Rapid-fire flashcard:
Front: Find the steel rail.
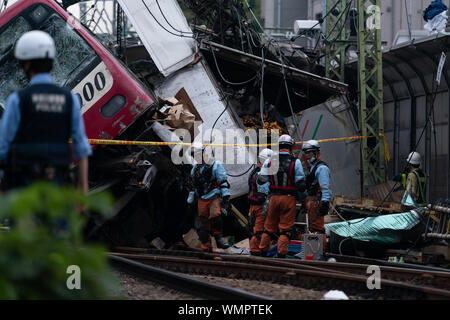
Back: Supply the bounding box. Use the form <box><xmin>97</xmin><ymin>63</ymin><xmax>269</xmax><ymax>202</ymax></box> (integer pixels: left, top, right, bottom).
<box><xmin>110</xmin><ymin>252</ymin><xmax>450</xmax><ymax>300</ymax></box>
<box><xmin>109</xmin><ymin>255</ymin><xmax>272</xmax><ymax>300</ymax></box>
<box><xmin>326</xmin><ymin>253</ymin><xmax>450</xmax><ymax>273</ymax></box>
<box><xmin>112</xmin><ymin>247</ymin><xmax>450</xmax><ymax>289</ymax></box>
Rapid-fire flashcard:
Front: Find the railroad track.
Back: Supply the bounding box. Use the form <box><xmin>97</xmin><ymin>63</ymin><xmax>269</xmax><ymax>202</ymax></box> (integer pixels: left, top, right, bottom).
<box><xmin>109</xmin><ymin>255</ymin><xmax>272</xmax><ymax>300</ymax></box>
<box><xmin>110</xmin><ymin>247</ymin><xmax>450</xmax><ymax>300</ymax></box>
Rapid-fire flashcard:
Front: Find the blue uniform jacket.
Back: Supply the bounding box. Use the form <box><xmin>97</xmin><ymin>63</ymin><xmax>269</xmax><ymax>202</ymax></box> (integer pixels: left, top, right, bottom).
<box><xmin>258</xmin><ymin>152</ymin><xmax>305</xmax><ymax>185</ymax></box>
<box><xmin>309</xmin><ymin>161</ymin><xmax>332</xmax><ymax>202</ymax></box>
<box><xmin>0</xmin><ymin>73</ymin><xmax>92</xmax><ymax>161</ymax></box>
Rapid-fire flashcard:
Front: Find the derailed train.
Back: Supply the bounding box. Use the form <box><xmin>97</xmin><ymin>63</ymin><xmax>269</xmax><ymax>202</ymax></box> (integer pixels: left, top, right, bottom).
<box><xmin>0</xmin><ymin>0</ymin><xmax>348</xmax><ymax>249</ymax></box>
<box><xmin>0</xmin><ymin>0</ymin><xmax>195</xmax><ymax>246</ymax></box>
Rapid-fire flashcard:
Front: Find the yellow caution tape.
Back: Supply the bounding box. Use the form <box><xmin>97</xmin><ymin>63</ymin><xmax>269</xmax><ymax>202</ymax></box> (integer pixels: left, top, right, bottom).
<box><xmin>82</xmin><ymin>134</ymin><xmax>390</xmax><ymax>162</ymax></box>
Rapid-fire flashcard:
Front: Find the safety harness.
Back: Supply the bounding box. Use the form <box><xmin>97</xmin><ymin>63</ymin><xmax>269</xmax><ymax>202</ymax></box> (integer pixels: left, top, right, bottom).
<box><xmin>193</xmin><ymin>162</ymin><xmax>229</xmax><ymax>197</ymax></box>
<box><xmin>248</xmin><ymin>166</ymin><xmax>266</xmax><ymax>205</ymax></box>
<box><xmin>306</xmin><ymin>160</ymin><xmax>329</xmax><ymax>197</ymax></box>
<box><xmin>268</xmin><ymin>154</ymin><xmax>297</xmax><ymax>196</ymax></box>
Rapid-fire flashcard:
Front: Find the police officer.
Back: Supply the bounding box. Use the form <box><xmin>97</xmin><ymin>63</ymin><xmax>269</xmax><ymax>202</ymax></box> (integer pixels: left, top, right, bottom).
<box><xmin>258</xmin><ymin>134</ymin><xmax>306</xmax><ymax>258</ymax></box>
<box><xmin>0</xmin><ymin>31</ymin><xmax>92</xmax><ymax>193</ymax></box>
<box><xmin>190</xmin><ymin>142</ymin><xmax>231</xmax><ymax>252</ymax></box>
<box><xmin>302</xmin><ymin>140</ymin><xmax>332</xmax><ymax>236</ymax></box>
<box><xmin>402</xmin><ymin>151</ymin><xmax>427</xmax><ymax>208</ymax></box>
<box><xmin>247</xmin><ymin>148</ymin><xmax>273</xmax><ymax>256</ymax></box>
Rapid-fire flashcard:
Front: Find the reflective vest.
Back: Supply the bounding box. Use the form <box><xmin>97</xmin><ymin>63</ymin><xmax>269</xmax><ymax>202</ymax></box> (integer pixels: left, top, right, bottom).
<box><xmin>402</xmin><ymin>169</ymin><xmax>427</xmax><ymax>207</ymax></box>
<box><xmin>306</xmin><ymin>160</ymin><xmax>328</xmax><ymax>197</ymax></box>
<box><xmin>11</xmin><ymin>83</ymin><xmax>73</xmax><ymax>166</ymax></box>
<box><xmin>268</xmin><ymin>154</ymin><xmax>297</xmax><ymax>196</ymax></box>
<box><xmin>248</xmin><ymin>166</ymin><xmax>266</xmax><ymax>205</ymax></box>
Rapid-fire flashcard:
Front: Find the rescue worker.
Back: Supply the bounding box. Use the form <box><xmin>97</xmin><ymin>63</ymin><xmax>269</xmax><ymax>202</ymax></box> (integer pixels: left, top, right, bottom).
<box><xmin>0</xmin><ymin>31</ymin><xmax>92</xmax><ymax>193</ymax></box>
<box><xmin>248</xmin><ymin>148</ymin><xmax>273</xmax><ymax>256</ymax></box>
<box><xmin>190</xmin><ymin>142</ymin><xmax>231</xmax><ymax>252</ymax></box>
<box><xmin>258</xmin><ymin>134</ymin><xmax>306</xmax><ymax>258</ymax></box>
<box><xmin>402</xmin><ymin>151</ymin><xmax>427</xmax><ymax>208</ymax></box>
<box><xmin>302</xmin><ymin>140</ymin><xmax>332</xmax><ymax>237</ymax></box>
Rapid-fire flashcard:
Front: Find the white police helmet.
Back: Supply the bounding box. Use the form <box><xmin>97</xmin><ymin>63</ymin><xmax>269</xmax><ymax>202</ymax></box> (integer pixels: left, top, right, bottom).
<box><xmin>15</xmin><ymin>31</ymin><xmax>56</xmax><ymax>61</ymax></box>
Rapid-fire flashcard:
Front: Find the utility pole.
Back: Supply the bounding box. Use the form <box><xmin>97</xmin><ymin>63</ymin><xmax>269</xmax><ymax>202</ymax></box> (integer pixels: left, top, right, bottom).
<box><xmin>357</xmin><ymin>0</ymin><xmax>385</xmax><ymax>193</ymax></box>
<box><xmin>325</xmin><ymin>0</ymin><xmax>348</xmax><ymax>83</ymax></box>
<box><xmin>325</xmin><ymin>0</ymin><xmax>385</xmax><ymax>194</ymax></box>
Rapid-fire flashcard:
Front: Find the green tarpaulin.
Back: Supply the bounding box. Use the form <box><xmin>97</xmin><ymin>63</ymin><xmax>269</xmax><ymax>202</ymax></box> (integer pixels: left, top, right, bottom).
<box><xmin>325</xmin><ymin>210</ymin><xmax>426</xmax><ymax>244</ymax></box>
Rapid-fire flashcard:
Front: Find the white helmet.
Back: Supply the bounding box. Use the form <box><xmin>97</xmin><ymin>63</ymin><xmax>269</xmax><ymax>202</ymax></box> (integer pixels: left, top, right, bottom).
<box><xmin>15</xmin><ymin>31</ymin><xmax>56</xmax><ymax>61</ymax></box>
<box><xmin>278</xmin><ymin>134</ymin><xmax>294</xmax><ymax>147</ymax></box>
<box><xmin>406</xmin><ymin>151</ymin><xmax>421</xmax><ymax>165</ymax></box>
<box><xmin>302</xmin><ymin>140</ymin><xmax>320</xmax><ymax>153</ymax></box>
<box><xmin>190</xmin><ymin>141</ymin><xmax>205</xmax><ymax>156</ymax></box>
<box><xmin>258</xmin><ymin>148</ymin><xmax>273</xmax><ymax>164</ymax></box>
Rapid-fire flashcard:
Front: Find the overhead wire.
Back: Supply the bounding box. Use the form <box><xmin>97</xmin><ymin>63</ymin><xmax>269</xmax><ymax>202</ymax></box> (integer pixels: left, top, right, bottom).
<box><xmin>291</xmin><ymin>0</ymin><xmax>348</xmax><ymax>41</ymax></box>
<box><xmin>141</xmin><ymin>0</ymin><xmax>195</xmax><ymax>39</ymax></box>
<box><xmin>259</xmin><ymin>47</ymin><xmax>266</xmax><ymax>128</ymax></box>
<box><xmin>210</xmin><ymin>45</ymin><xmax>258</xmax><ymax>86</ymax></box>
<box><xmin>155</xmin><ymin>0</ymin><xmax>193</xmax><ymax>35</ymax></box>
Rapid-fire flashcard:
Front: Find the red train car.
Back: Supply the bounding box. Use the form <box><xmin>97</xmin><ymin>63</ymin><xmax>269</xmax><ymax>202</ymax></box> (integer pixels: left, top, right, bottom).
<box><xmin>0</xmin><ymin>0</ymin><xmax>156</xmax><ymax>141</ymax></box>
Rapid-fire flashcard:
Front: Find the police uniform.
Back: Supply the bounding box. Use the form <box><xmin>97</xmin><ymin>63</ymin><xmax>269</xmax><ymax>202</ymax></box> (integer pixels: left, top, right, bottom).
<box><xmin>0</xmin><ymin>73</ymin><xmax>92</xmax><ymax>188</ymax></box>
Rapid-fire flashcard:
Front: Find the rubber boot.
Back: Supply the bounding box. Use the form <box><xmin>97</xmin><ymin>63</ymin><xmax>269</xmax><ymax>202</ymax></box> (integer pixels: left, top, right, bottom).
<box><xmin>214</xmin><ymin>234</ymin><xmax>230</xmax><ymax>249</ymax></box>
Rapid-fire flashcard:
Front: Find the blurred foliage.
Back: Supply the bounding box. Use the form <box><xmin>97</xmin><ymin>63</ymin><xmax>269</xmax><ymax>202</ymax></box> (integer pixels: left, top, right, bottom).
<box><xmin>0</xmin><ymin>182</ymin><xmax>121</xmax><ymax>299</ymax></box>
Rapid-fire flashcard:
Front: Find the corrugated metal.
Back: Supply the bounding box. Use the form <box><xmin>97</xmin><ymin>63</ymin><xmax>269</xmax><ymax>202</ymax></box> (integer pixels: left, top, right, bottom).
<box><xmin>382</xmin><ymin>34</ymin><xmax>450</xmax><ymax>201</ymax></box>
<box><xmin>349</xmin><ymin>33</ymin><xmax>450</xmax><ymax>201</ymax></box>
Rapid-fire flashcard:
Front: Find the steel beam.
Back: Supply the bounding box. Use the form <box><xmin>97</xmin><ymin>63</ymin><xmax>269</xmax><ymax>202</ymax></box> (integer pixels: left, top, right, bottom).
<box><xmin>357</xmin><ymin>0</ymin><xmax>385</xmax><ymax>192</ymax></box>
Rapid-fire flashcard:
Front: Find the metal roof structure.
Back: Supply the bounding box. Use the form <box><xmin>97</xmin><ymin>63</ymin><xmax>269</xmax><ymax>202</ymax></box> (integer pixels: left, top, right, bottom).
<box><xmin>349</xmin><ymin>33</ymin><xmax>450</xmax><ymax>200</ymax></box>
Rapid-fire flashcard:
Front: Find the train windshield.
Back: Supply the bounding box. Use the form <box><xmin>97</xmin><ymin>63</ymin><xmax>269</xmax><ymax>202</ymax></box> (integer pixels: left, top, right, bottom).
<box><xmin>0</xmin><ymin>4</ymin><xmax>99</xmax><ymax>112</ymax></box>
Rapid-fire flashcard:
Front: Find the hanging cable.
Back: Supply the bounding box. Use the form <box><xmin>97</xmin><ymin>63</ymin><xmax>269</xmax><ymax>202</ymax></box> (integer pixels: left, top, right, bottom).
<box><xmin>79</xmin><ymin>2</ymin><xmax>97</xmax><ymax>25</ymax></box>
<box><xmin>141</xmin><ymin>0</ymin><xmax>194</xmax><ymax>39</ymax></box>
<box><xmin>210</xmin><ymin>45</ymin><xmax>258</xmax><ymax>86</ymax></box>
<box><xmin>259</xmin><ymin>47</ymin><xmax>266</xmax><ymax>128</ymax></box>
<box><xmin>405</xmin><ymin>0</ymin><xmax>412</xmax><ymax>41</ymax></box>
<box><xmin>155</xmin><ymin>0</ymin><xmax>193</xmax><ymax>35</ymax></box>
<box><xmin>291</xmin><ymin>0</ymin><xmax>351</xmax><ymax>41</ymax></box>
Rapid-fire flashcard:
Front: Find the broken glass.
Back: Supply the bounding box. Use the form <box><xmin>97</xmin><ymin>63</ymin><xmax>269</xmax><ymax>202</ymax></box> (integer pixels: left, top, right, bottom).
<box><xmin>0</xmin><ymin>11</ymin><xmax>98</xmax><ymax>114</ymax></box>
<box><xmin>0</xmin><ymin>17</ymin><xmax>31</xmax><ymax>112</ymax></box>
<box><xmin>41</xmin><ymin>14</ymin><xmax>97</xmax><ymax>86</ymax></box>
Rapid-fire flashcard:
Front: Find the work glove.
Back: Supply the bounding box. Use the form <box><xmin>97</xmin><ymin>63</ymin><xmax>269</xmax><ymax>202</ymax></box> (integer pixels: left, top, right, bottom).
<box><xmin>319</xmin><ymin>201</ymin><xmax>330</xmax><ymax>216</ymax></box>
<box><xmin>220</xmin><ymin>195</ymin><xmax>230</xmax><ymax>212</ymax></box>
<box><xmin>187</xmin><ymin>191</ymin><xmax>195</xmax><ymax>204</ymax></box>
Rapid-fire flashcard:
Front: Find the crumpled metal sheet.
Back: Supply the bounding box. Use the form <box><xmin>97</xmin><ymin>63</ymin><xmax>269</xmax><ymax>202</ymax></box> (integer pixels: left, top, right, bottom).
<box><xmin>325</xmin><ymin>209</ymin><xmax>425</xmax><ymax>244</ymax></box>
